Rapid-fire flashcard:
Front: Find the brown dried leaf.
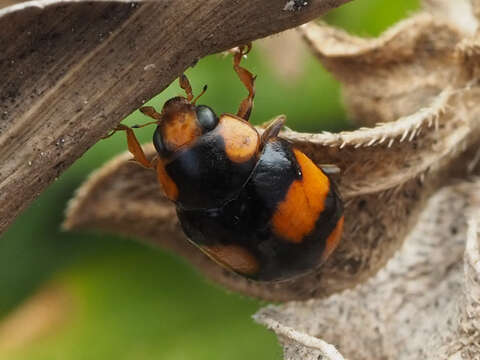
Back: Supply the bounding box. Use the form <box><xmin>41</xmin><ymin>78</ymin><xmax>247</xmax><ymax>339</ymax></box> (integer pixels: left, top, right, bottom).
<box><xmin>0</xmin><ymin>0</ymin><xmax>352</xmax><ymax>235</ymax></box>
<box><xmin>64</xmin><ymin>0</ymin><xmax>480</xmax><ymax>358</ymax></box>
<box><xmin>65</xmin><ymin>3</ymin><xmax>480</xmax><ymax>301</ymax></box>
<box><xmin>300</xmin><ymin>13</ymin><xmax>465</xmax><ymax>125</ymax></box>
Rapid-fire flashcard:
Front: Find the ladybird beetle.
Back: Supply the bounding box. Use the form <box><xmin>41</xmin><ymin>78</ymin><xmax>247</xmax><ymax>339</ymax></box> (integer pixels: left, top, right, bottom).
<box><xmin>107</xmin><ymin>44</ymin><xmax>344</xmax><ymax>281</ymax></box>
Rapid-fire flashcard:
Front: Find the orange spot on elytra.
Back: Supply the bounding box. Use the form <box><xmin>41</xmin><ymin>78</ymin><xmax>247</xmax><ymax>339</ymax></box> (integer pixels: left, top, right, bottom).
<box><xmin>201</xmin><ymin>244</ymin><xmax>260</xmax><ymax>276</ymax></box>
<box><xmin>217</xmin><ymin>115</ymin><xmax>259</xmax><ymax>163</ymax></box>
<box><xmin>272</xmin><ymin>149</ymin><xmax>330</xmax><ymax>243</ymax></box>
<box><xmin>156</xmin><ymin>159</ymin><xmax>178</xmax><ymax>200</ymax></box>
<box><xmin>322</xmin><ymin>216</ymin><xmax>344</xmax><ymax>260</ymax></box>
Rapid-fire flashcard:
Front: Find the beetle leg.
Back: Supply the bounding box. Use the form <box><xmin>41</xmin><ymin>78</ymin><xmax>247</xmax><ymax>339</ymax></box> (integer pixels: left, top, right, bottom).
<box><xmin>260</xmin><ymin>115</ymin><xmax>286</xmax><ymax>145</ymax></box>
<box><xmin>132</xmin><ymin>121</ymin><xmax>158</xmax><ymax>129</ymax></box>
<box><xmin>139</xmin><ymin>106</ymin><xmax>162</xmax><ymax>121</ymax></box>
<box><xmin>179</xmin><ymin>74</ymin><xmax>194</xmax><ymax>102</ymax></box>
<box><xmin>234</xmin><ymin>44</ymin><xmax>256</xmax><ymax>121</ymax></box>
<box><xmin>192</xmin><ymin>85</ymin><xmax>208</xmax><ymax>105</ymax></box>
<box><xmin>104</xmin><ymin>124</ymin><xmax>154</xmax><ymax>169</ymax></box>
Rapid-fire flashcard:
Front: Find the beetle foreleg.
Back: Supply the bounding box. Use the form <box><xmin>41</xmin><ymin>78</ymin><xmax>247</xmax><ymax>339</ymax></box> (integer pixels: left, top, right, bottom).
<box><xmin>104</xmin><ymin>124</ymin><xmax>154</xmax><ymax>169</ymax></box>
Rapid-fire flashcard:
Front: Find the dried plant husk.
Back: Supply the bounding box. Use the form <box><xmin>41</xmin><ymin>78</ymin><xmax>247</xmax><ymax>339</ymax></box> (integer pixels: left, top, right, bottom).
<box><xmin>65</xmin><ymin>6</ymin><xmax>480</xmax><ymax>301</ymax></box>
<box><xmin>64</xmin><ymin>1</ymin><xmax>480</xmax><ymax>357</ymax></box>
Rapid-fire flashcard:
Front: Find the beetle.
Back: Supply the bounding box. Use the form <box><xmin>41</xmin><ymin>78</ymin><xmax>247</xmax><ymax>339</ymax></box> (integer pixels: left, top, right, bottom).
<box><xmin>106</xmin><ymin>44</ymin><xmax>344</xmax><ymax>281</ymax></box>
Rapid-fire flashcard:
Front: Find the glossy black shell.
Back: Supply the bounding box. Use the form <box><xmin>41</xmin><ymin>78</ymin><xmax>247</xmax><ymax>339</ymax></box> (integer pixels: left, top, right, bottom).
<box><xmin>175</xmin><ymin>138</ymin><xmax>343</xmax><ymax>282</ymax></box>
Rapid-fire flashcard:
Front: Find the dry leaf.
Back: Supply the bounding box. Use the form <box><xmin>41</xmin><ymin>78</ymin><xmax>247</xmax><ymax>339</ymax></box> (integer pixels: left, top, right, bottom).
<box><xmin>0</xmin><ymin>0</ymin><xmax>351</xmax><ymax>235</ymax></box>
<box><xmin>65</xmin><ymin>1</ymin><xmax>480</xmax><ymax>302</ymax></box>
<box><xmin>64</xmin><ymin>0</ymin><xmax>480</xmax><ymax>358</ymax></box>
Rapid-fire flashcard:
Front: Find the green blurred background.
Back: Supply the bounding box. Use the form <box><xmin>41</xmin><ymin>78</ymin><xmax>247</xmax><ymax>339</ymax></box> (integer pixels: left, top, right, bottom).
<box><xmin>0</xmin><ymin>1</ymin><xmax>419</xmax><ymax>359</ymax></box>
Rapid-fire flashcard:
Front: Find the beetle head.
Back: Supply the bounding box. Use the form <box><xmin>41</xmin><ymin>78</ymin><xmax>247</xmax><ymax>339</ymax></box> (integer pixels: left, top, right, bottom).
<box><xmin>149</xmin><ymin>96</ymin><xmax>219</xmax><ymax>157</ymax></box>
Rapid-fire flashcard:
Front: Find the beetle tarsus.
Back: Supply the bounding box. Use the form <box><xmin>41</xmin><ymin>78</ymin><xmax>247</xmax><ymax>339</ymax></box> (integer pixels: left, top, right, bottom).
<box><xmin>192</xmin><ymin>84</ymin><xmax>208</xmax><ymax>105</ymax></box>
<box><xmin>104</xmin><ymin>123</ymin><xmax>154</xmax><ymax>169</ymax></box>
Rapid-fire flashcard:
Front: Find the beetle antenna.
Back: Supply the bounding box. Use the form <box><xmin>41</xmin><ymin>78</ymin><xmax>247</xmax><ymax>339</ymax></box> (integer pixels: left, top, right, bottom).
<box><xmin>132</xmin><ymin>121</ymin><xmax>158</xmax><ymax>129</ymax></box>
<box><xmin>192</xmin><ymin>85</ymin><xmax>208</xmax><ymax>105</ymax></box>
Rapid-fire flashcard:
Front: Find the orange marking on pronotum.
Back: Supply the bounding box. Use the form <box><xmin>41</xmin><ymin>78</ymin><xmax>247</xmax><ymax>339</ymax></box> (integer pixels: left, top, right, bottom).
<box><xmin>217</xmin><ymin>115</ymin><xmax>259</xmax><ymax>163</ymax></box>
<box><xmin>201</xmin><ymin>244</ymin><xmax>260</xmax><ymax>276</ymax></box>
<box><xmin>272</xmin><ymin>149</ymin><xmax>330</xmax><ymax>243</ymax></box>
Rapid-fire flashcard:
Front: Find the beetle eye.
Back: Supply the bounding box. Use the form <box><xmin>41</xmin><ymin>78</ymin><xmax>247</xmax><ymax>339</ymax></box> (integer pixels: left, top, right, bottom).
<box><xmin>153</xmin><ymin>126</ymin><xmax>167</xmax><ymax>155</ymax></box>
<box><xmin>196</xmin><ymin>105</ymin><xmax>218</xmax><ymax>132</ymax></box>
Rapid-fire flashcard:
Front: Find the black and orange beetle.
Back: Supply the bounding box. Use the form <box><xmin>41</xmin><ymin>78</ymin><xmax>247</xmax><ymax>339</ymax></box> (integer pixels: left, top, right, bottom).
<box><xmin>107</xmin><ymin>45</ymin><xmax>344</xmax><ymax>281</ymax></box>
